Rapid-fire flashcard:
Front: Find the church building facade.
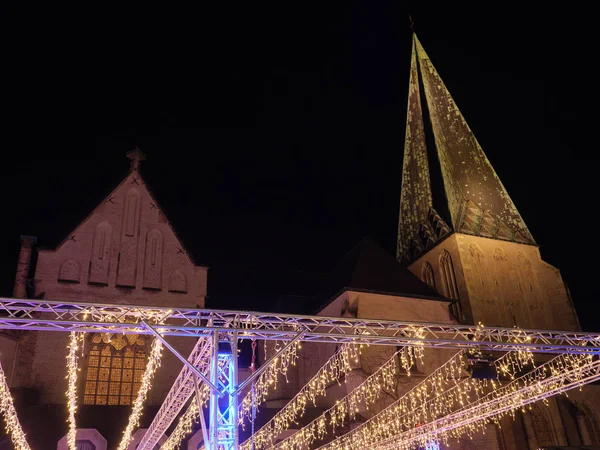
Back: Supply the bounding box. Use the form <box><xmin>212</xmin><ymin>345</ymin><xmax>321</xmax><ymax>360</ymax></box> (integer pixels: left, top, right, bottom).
<box><xmin>1</xmin><ymin>34</ymin><xmax>599</xmax><ymax>450</ymax></box>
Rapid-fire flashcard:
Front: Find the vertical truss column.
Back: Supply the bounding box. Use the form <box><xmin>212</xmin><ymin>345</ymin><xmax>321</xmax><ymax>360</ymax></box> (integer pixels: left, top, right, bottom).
<box><xmin>209</xmin><ymin>331</ymin><xmax>219</xmax><ymax>450</ymax></box>
<box><xmin>207</xmin><ymin>330</ymin><xmax>239</xmax><ymax>450</ymax></box>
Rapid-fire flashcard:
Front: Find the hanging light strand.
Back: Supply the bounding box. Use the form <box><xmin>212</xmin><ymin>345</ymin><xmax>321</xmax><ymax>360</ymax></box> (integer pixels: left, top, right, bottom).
<box><xmin>117</xmin><ymin>338</ymin><xmax>163</xmax><ymax>450</ymax></box>
<box><xmin>66</xmin><ymin>332</ymin><xmax>84</xmax><ymax>450</ymax></box>
<box><xmin>320</xmin><ymin>352</ymin><xmax>574</xmax><ymax>450</ymax></box>
<box><xmin>317</xmin><ymin>330</ymin><xmax>538</xmax><ymax>450</ymax></box>
<box><xmin>238</xmin><ymin>338</ymin><xmax>302</xmax><ymax>425</ymax></box>
<box><xmin>271</xmin><ymin>347</ymin><xmax>411</xmax><ymax>450</ymax></box>
<box><xmin>0</xmin><ymin>360</ymin><xmax>31</xmax><ymax>450</ymax></box>
<box><xmin>160</xmin><ymin>357</ymin><xmax>229</xmax><ymax>450</ymax></box>
<box><xmin>240</xmin><ymin>344</ymin><xmax>361</xmax><ymax>450</ymax></box>
<box><xmin>374</xmin><ymin>353</ymin><xmax>597</xmax><ymax>450</ymax></box>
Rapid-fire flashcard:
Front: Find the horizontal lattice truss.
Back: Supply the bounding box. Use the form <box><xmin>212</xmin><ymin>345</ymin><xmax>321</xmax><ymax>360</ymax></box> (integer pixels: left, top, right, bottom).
<box><xmin>1</xmin><ymin>297</ymin><xmax>599</xmax><ymax>354</ymax></box>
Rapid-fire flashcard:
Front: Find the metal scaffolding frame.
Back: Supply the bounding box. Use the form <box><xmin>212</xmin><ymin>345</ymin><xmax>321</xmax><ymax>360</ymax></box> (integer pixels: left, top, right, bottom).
<box><xmin>1</xmin><ymin>298</ymin><xmax>599</xmax><ymax>353</ymax></box>
<box><xmin>1</xmin><ymin>297</ymin><xmax>600</xmax><ymax>450</ymax></box>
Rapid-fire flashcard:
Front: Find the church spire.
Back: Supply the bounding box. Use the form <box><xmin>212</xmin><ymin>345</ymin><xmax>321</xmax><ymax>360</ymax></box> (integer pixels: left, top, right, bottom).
<box><xmin>397</xmin><ymin>35</ymin><xmax>433</xmax><ymax>260</ymax></box>
<box><xmin>397</xmin><ymin>34</ymin><xmax>535</xmax><ymax>262</ymax></box>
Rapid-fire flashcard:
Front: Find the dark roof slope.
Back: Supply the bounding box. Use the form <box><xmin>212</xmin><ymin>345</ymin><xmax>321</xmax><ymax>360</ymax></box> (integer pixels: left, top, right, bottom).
<box><xmin>315</xmin><ymin>237</ymin><xmax>447</xmax><ymax>312</ymax></box>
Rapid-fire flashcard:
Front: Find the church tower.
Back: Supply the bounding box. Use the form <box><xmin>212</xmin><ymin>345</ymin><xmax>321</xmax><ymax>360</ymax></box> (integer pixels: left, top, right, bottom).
<box><xmin>397</xmin><ymin>35</ymin><xmax>579</xmax><ymax>331</ymax></box>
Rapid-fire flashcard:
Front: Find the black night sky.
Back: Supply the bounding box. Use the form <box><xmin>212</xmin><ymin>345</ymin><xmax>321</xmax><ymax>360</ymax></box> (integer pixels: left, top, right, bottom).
<box><xmin>1</xmin><ymin>5</ymin><xmax>597</xmax><ymax>328</ymax></box>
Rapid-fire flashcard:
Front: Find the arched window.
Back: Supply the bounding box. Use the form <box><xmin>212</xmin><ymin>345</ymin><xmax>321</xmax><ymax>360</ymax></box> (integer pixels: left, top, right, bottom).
<box><xmin>421</xmin><ymin>262</ymin><xmax>436</xmax><ymax>290</ymax></box>
<box><xmin>168</xmin><ymin>270</ymin><xmax>187</xmax><ymax>293</ymax></box>
<box><xmin>143</xmin><ymin>229</ymin><xmax>164</xmax><ymax>290</ymax></box>
<box><xmin>123</xmin><ymin>189</ymin><xmax>140</xmax><ymax>237</ymax></box>
<box><xmin>89</xmin><ymin>222</ymin><xmax>112</xmax><ymax>285</ymax></box>
<box><xmin>532</xmin><ymin>406</ymin><xmax>555</xmax><ymax>447</ymax></box>
<box><xmin>439</xmin><ymin>250</ymin><xmax>461</xmax><ymax>312</ymax></box>
<box><xmin>58</xmin><ymin>259</ymin><xmax>81</xmax><ymax>283</ymax></box>
<box><xmin>83</xmin><ymin>333</ymin><xmax>147</xmax><ymax>406</ymax></box>
<box><xmin>579</xmin><ymin>404</ymin><xmax>600</xmax><ymax>445</ymax></box>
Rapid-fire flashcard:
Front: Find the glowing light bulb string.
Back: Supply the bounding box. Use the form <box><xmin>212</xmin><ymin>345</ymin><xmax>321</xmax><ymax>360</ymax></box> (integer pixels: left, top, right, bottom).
<box><xmin>116</xmin><ymin>337</ymin><xmax>163</xmax><ymax>450</ymax></box>
<box><xmin>271</xmin><ymin>347</ymin><xmax>410</xmax><ymax>450</ymax></box>
<box><xmin>66</xmin><ymin>332</ymin><xmax>84</xmax><ymax>450</ymax></box>
<box><xmin>315</xmin><ymin>350</ymin><xmax>530</xmax><ymax>450</ymax></box>
<box><xmin>239</xmin><ymin>344</ymin><xmax>360</xmax><ymax>450</ymax></box>
<box><xmin>374</xmin><ymin>353</ymin><xmax>597</xmax><ymax>450</ymax></box>
<box><xmin>0</xmin><ymin>359</ymin><xmax>31</xmax><ymax>450</ymax></box>
<box><xmin>317</xmin><ymin>328</ymin><xmax>539</xmax><ymax>450</ymax></box>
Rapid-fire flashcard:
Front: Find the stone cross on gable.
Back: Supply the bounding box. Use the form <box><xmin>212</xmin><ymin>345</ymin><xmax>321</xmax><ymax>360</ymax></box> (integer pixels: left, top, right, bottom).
<box><xmin>126</xmin><ymin>147</ymin><xmax>147</xmax><ymax>171</ymax></box>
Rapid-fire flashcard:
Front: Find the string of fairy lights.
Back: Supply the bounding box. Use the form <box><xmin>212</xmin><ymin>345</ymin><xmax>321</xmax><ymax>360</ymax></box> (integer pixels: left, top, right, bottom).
<box><xmin>116</xmin><ymin>338</ymin><xmax>163</xmax><ymax>450</ymax></box>
<box><xmin>271</xmin><ymin>343</ymin><xmax>428</xmax><ymax>450</ymax></box>
<box><xmin>161</xmin><ymin>355</ymin><xmax>232</xmax><ymax>450</ymax></box>
<box><xmin>314</xmin><ymin>330</ymin><xmax>540</xmax><ymax>450</ymax></box>
<box><xmin>373</xmin><ymin>353</ymin><xmax>599</xmax><ymax>450</ymax></box>
<box><xmin>239</xmin><ymin>344</ymin><xmax>360</xmax><ymax>450</ymax></box>
<box><xmin>66</xmin><ymin>332</ymin><xmax>84</xmax><ymax>450</ymax></box>
<box><xmin>161</xmin><ymin>387</ymin><xmax>210</xmax><ymax>450</ymax></box>
<box><xmin>238</xmin><ymin>338</ymin><xmax>302</xmax><ymax>425</ymax></box>
<box><xmin>2</xmin><ymin>313</ymin><xmax>598</xmax><ymax>450</ymax></box>
<box><xmin>314</xmin><ymin>350</ymin><xmax>524</xmax><ymax>450</ymax></box>
<box><xmin>0</xmin><ymin>359</ymin><xmax>31</xmax><ymax>450</ymax></box>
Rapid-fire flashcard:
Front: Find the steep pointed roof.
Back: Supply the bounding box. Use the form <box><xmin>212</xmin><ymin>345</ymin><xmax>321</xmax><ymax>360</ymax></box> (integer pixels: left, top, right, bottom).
<box><xmin>317</xmin><ymin>237</ymin><xmax>446</xmax><ymax>312</ymax></box>
<box><xmin>397</xmin><ymin>36</ymin><xmax>433</xmax><ymax>260</ymax></box>
<box><xmin>397</xmin><ymin>35</ymin><xmax>535</xmax><ymax>262</ymax></box>
<box><xmin>51</xmin><ymin>150</ymin><xmax>202</xmax><ymax>266</ymax></box>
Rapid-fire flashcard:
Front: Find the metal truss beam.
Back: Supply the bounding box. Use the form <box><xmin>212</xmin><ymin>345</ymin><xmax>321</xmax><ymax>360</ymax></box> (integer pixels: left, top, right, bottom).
<box><xmin>137</xmin><ymin>335</ymin><xmax>212</xmax><ymax>450</ymax></box>
<box><xmin>1</xmin><ymin>298</ymin><xmax>599</xmax><ymax>355</ymax></box>
<box><xmin>142</xmin><ymin>321</ymin><xmax>221</xmax><ymax>394</ymax></box>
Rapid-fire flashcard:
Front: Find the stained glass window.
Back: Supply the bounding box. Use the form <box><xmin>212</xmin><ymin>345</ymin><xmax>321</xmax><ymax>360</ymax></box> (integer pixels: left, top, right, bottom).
<box><xmin>83</xmin><ymin>333</ymin><xmax>147</xmax><ymax>406</ymax></box>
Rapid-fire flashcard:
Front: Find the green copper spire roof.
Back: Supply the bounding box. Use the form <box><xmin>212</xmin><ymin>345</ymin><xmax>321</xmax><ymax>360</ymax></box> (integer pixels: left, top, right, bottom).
<box><xmin>397</xmin><ymin>35</ymin><xmax>535</xmax><ymax>262</ymax></box>
<box><xmin>397</xmin><ymin>36</ymin><xmax>433</xmax><ymax>260</ymax></box>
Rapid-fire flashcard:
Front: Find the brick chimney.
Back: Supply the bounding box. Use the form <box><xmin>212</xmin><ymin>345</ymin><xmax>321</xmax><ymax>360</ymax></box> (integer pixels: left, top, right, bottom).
<box><xmin>13</xmin><ymin>235</ymin><xmax>37</xmax><ymax>299</ymax></box>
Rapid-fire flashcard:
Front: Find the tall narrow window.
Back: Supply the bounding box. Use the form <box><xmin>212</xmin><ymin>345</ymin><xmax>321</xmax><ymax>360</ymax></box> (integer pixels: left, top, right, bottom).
<box><xmin>440</xmin><ymin>250</ymin><xmax>460</xmax><ymax>316</ymax></box>
<box><xmin>143</xmin><ymin>229</ymin><xmax>164</xmax><ymax>290</ymax></box>
<box><xmin>532</xmin><ymin>406</ymin><xmax>555</xmax><ymax>447</ymax></box>
<box><xmin>439</xmin><ymin>250</ymin><xmax>459</xmax><ymax>300</ymax></box>
<box><xmin>124</xmin><ymin>189</ymin><xmax>140</xmax><ymax>237</ymax></box>
<box><xmin>421</xmin><ymin>262</ymin><xmax>436</xmax><ymax>290</ymax></box>
<box><xmin>579</xmin><ymin>404</ymin><xmax>600</xmax><ymax>445</ymax></box>
<box><xmin>89</xmin><ymin>222</ymin><xmax>112</xmax><ymax>285</ymax></box>
<box><xmin>83</xmin><ymin>333</ymin><xmax>147</xmax><ymax>406</ymax></box>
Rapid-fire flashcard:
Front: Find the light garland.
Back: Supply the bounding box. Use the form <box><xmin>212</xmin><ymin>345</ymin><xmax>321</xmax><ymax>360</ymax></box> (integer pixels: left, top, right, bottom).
<box><xmin>317</xmin><ymin>333</ymin><xmax>537</xmax><ymax>450</ymax></box>
<box><xmin>270</xmin><ymin>327</ymin><xmax>431</xmax><ymax>450</ymax></box>
<box><xmin>66</xmin><ymin>332</ymin><xmax>84</xmax><ymax>450</ymax></box>
<box><xmin>161</xmin><ymin>396</ymin><xmax>203</xmax><ymax>450</ymax></box>
<box><xmin>374</xmin><ymin>353</ymin><xmax>597</xmax><ymax>450</ymax></box>
<box><xmin>240</xmin><ymin>344</ymin><xmax>361</xmax><ymax>450</ymax></box>
<box><xmin>319</xmin><ymin>352</ymin><xmax>574</xmax><ymax>450</ymax></box>
<box><xmin>238</xmin><ymin>338</ymin><xmax>302</xmax><ymax>424</ymax></box>
<box><xmin>0</xmin><ymin>360</ymin><xmax>31</xmax><ymax>450</ymax></box>
<box><xmin>161</xmin><ymin>357</ymin><xmax>229</xmax><ymax>450</ymax></box>
<box><xmin>271</xmin><ymin>347</ymin><xmax>414</xmax><ymax>450</ymax></box>
<box><xmin>117</xmin><ymin>338</ymin><xmax>163</xmax><ymax>450</ymax></box>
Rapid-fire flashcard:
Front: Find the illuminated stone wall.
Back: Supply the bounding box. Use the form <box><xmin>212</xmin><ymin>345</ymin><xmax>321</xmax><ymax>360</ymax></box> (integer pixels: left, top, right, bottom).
<box><xmin>408</xmin><ymin>234</ymin><xmax>579</xmax><ymax>331</ymax></box>
<box><xmin>11</xmin><ymin>161</ymin><xmax>207</xmax><ymax>406</ymax></box>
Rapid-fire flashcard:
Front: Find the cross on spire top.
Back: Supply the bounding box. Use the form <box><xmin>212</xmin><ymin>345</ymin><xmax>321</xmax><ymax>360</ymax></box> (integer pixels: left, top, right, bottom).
<box><xmin>126</xmin><ymin>147</ymin><xmax>147</xmax><ymax>172</ymax></box>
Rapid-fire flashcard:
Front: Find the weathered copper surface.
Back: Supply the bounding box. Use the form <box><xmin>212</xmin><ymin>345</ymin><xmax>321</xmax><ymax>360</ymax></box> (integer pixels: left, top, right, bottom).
<box><xmin>397</xmin><ymin>37</ymin><xmax>433</xmax><ymax>259</ymax></box>
<box><xmin>397</xmin><ymin>35</ymin><xmax>535</xmax><ymax>262</ymax></box>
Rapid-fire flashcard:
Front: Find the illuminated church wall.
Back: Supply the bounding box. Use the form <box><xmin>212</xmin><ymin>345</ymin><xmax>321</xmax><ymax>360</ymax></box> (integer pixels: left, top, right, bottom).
<box><xmin>11</xmin><ymin>153</ymin><xmax>207</xmax><ymax>406</ymax></box>
<box><xmin>408</xmin><ymin>234</ymin><xmax>579</xmax><ymax>332</ymax></box>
